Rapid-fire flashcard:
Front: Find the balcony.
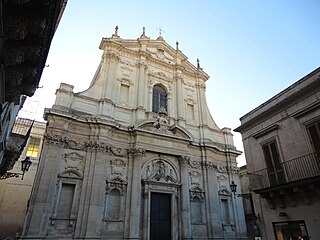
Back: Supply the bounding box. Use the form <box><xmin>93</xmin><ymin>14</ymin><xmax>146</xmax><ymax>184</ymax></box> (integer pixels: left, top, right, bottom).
<box><xmin>249</xmin><ymin>152</ymin><xmax>320</xmax><ymax>191</ymax></box>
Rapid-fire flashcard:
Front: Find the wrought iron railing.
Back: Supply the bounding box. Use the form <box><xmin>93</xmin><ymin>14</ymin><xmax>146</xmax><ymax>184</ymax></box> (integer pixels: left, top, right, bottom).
<box><xmin>249</xmin><ymin>153</ymin><xmax>320</xmax><ymax>190</ymax></box>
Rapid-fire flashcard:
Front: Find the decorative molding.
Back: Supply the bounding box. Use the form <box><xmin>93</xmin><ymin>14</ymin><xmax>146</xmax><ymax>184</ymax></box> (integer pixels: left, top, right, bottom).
<box><xmin>178</xmin><ymin>156</ymin><xmax>190</xmax><ymax>165</ymax></box>
<box><xmin>148</xmin><ymin>71</ymin><xmax>173</xmax><ymax>83</ymax></box>
<box><xmin>143</xmin><ymin>159</ymin><xmax>179</xmax><ymax>184</ymax></box>
<box><xmin>292</xmin><ymin>101</ymin><xmax>320</xmax><ymax>119</ymax></box>
<box><xmin>64</xmin><ymin>152</ymin><xmax>84</xmax><ymax>171</ymax></box>
<box><xmin>189</xmin><ymin>171</ymin><xmax>201</xmax><ymax>186</ymax></box>
<box><xmin>110</xmin><ymin>147</ymin><xmax>128</xmax><ymax>157</ymax></box>
<box><xmin>106</xmin><ymin>176</ymin><xmax>127</xmax><ymax>195</ymax></box>
<box><xmin>218</xmin><ymin>188</ymin><xmax>231</xmax><ymax>196</ymax></box>
<box><xmin>110</xmin><ymin>159</ymin><xmax>127</xmax><ymax>176</ymax></box>
<box><xmin>185</xmin><ymin>98</ymin><xmax>196</xmax><ymax>105</ymax></box>
<box><xmin>127</xmin><ymin>148</ymin><xmax>145</xmax><ymax>156</ymax></box>
<box><xmin>188</xmin><ymin>160</ymin><xmax>202</xmax><ymax>170</ymax></box>
<box><xmin>58</xmin><ymin>169</ymin><xmax>83</xmax><ymax>180</ymax></box>
<box><xmin>117</xmin><ymin>77</ymin><xmax>133</xmax><ymax>86</ymax></box>
<box><xmin>252</xmin><ymin>124</ymin><xmax>279</xmax><ymax>139</ymax></box>
<box><xmin>190</xmin><ymin>186</ymin><xmax>205</xmax><ymax>201</ymax></box>
<box><xmin>204</xmin><ymin>161</ymin><xmax>218</xmax><ymax>170</ymax></box>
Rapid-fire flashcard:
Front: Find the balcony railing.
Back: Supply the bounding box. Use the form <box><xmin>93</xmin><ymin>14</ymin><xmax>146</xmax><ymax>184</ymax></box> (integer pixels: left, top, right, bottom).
<box><xmin>249</xmin><ymin>153</ymin><xmax>320</xmax><ymax>190</ymax></box>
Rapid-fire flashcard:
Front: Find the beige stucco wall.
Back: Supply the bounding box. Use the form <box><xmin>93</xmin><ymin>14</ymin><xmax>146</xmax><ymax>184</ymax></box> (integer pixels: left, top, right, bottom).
<box><xmin>236</xmin><ymin>67</ymin><xmax>320</xmax><ymax>240</ymax></box>
<box><xmin>0</xmin><ymin>121</ymin><xmax>46</xmax><ymax>239</ymax></box>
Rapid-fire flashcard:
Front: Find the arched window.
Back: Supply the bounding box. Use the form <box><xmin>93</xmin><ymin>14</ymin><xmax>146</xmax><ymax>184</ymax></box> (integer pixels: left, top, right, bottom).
<box><xmin>152</xmin><ymin>85</ymin><xmax>167</xmax><ymax>113</ymax></box>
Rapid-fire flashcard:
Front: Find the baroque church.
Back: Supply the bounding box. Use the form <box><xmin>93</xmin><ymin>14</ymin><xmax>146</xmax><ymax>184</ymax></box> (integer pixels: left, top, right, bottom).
<box><xmin>21</xmin><ymin>28</ymin><xmax>247</xmax><ymax>240</ymax></box>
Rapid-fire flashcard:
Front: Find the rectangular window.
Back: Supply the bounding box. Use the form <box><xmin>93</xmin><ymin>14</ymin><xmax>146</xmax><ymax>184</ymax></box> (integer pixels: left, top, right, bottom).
<box><xmin>273</xmin><ymin>221</ymin><xmax>309</xmax><ymax>240</ymax></box>
<box><xmin>57</xmin><ymin>183</ymin><xmax>75</xmax><ymax>218</ymax></box>
<box><xmin>26</xmin><ymin>137</ymin><xmax>41</xmax><ymax>158</ymax></box>
<box><xmin>262</xmin><ymin>141</ymin><xmax>285</xmax><ymax>186</ymax></box>
<box><xmin>221</xmin><ymin>199</ymin><xmax>230</xmax><ymax>224</ymax></box>
<box><xmin>120</xmin><ymin>84</ymin><xmax>129</xmax><ymax>102</ymax></box>
<box><xmin>187</xmin><ymin>104</ymin><xmax>195</xmax><ymax>120</ymax></box>
<box><xmin>307</xmin><ymin>120</ymin><xmax>320</xmax><ymax>157</ymax></box>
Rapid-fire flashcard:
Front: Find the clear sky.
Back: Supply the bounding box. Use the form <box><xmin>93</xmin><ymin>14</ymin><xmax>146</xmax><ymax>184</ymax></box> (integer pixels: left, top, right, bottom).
<box><xmin>20</xmin><ymin>0</ymin><xmax>320</xmax><ymax>166</ymax></box>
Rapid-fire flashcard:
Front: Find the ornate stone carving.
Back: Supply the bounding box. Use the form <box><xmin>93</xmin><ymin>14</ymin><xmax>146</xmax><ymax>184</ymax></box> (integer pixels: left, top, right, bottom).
<box><xmin>110</xmin><ymin>159</ymin><xmax>127</xmax><ymax>176</ymax></box>
<box><xmin>153</xmin><ymin>107</ymin><xmax>170</xmax><ymax>129</ymax></box>
<box><xmin>189</xmin><ymin>186</ymin><xmax>205</xmax><ymax>201</ymax></box>
<box><xmin>188</xmin><ymin>160</ymin><xmax>202</xmax><ymax>169</ymax></box>
<box><xmin>178</xmin><ymin>156</ymin><xmax>190</xmax><ymax>165</ymax></box>
<box><xmin>189</xmin><ymin>171</ymin><xmax>201</xmax><ymax>186</ymax></box>
<box><xmin>185</xmin><ymin>98</ymin><xmax>196</xmax><ymax>105</ymax></box>
<box><xmin>120</xmin><ymin>65</ymin><xmax>134</xmax><ymax>78</ymax></box>
<box><xmin>58</xmin><ymin>169</ymin><xmax>83</xmax><ymax>180</ymax></box>
<box><xmin>106</xmin><ymin>177</ymin><xmax>127</xmax><ymax>195</ymax></box>
<box><xmin>127</xmin><ymin>148</ymin><xmax>145</xmax><ymax>156</ymax></box>
<box><xmin>148</xmin><ymin>71</ymin><xmax>173</xmax><ymax>83</ymax></box>
<box><xmin>204</xmin><ymin>161</ymin><xmax>217</xmax><ymax>170</ymax></box>
<box><xmin>64</xmin><ymin>152</ymin><xmax>84</xmax><ymax>171</ymax></box>
<box><xmin>142</xmin><ymin>159</ymin><xmax>179</xmax><ymax>184</ymax></box>
<box><xmin>218</xmin><ymin>188</ymin><xmax>231</xmax><ymax>196</ymax></box>
<box><xmin>109</xmin><ymin>146</ymin><xmax>127</xmax><ymax>157</ymax></box>
<box><xmin>217</xmin><ymin>174</ymin><xmax>228</xmax><ymax>192</ymax></box>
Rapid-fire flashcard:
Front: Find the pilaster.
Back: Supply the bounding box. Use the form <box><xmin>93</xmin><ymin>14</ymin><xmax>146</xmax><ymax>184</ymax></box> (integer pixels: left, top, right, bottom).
<box><xmin>178</xmin><ymin>155</ymin><xmax>192</xmax><ymax>239</ymax></box>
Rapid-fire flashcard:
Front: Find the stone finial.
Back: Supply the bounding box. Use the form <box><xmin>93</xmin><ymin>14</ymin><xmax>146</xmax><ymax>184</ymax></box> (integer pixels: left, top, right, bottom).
<box><xmin>142</xmin><ymin>26</ymin><xmax>146</xmax><ymax>36</ymax></box>
<box><xmin>115</xmin><ymin>25</ymin><xmax>119</xmax><ymax>36</ymax></box>
<box><xmin>197</xmin><ymin>58</ymin><xmax>200</xmax><ymax>69</ymax></box>
<box><xmin>176</xmin><ymin>41</ymin><xmax>179</xmax><ymax>51</ymax></box>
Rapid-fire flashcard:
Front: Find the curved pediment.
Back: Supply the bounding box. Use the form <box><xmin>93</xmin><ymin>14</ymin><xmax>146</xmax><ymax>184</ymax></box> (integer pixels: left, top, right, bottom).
<box><xmin>58</xmin><ymin>169</ymin><xmax>82</xmax><ymax>179</ymax></box>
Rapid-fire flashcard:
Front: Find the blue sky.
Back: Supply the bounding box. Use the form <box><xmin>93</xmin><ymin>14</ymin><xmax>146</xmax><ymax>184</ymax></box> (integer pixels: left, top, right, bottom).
<box><xmin>20</xmin><ymin>0</ymin><xmax>320</xmax><ymax>166</ymax></box>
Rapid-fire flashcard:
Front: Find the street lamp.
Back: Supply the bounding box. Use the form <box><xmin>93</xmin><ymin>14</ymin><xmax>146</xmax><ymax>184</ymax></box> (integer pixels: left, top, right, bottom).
<box><xmin>230</xmin><ymin>181</ymin><xmax>252</xmax><ymax>199</ymax></box>
<box><xmin>0</xmin><ymin>157</ymin><xmax>32</xmax><ymax>180</ymax></box>
<box><xmin>21</xmin><ymin>157</ymin><xmax>32</xmax><ymax>180</ymax></box>
<box><xmin>230</xmin><ymin>181</ymin><xmax>261</xmax><ymax>239</ymax></box>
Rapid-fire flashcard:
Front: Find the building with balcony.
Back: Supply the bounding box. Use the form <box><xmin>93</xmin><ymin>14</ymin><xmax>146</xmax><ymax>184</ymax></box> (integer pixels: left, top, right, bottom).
<box><xmin>235</xmin><ymin>67</ymin><xmax>320</xmax><ymax>240</ymax></box>
<box><xmin>0</xmin><ymin>119</ymin><xmax>46</xmax><ymax>239</ymax></box>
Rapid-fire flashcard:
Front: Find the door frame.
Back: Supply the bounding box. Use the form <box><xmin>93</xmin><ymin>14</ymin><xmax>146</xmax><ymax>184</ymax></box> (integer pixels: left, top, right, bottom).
<box><xmin>142</xmin><ymin>181</ymin><xmax>180</xmax><ymax>240</ymax></box>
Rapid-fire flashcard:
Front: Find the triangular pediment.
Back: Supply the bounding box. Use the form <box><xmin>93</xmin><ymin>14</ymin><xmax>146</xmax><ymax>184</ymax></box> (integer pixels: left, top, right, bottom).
<box><xmin>107</xmin><ymin>176</ymin><xmax>127</xmax><ymax>185</ymax></box>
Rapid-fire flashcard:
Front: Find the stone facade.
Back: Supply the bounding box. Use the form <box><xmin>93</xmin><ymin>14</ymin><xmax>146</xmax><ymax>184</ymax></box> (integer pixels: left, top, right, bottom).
<box><xmin>235</xmin><ymin>67</ymin><xmax>320</xmax><ymax>240</ymax></box>
<box><xmin>21</xmin><ymin>29</ymin><xmax>247</xmax><ymax>240</ymax></box>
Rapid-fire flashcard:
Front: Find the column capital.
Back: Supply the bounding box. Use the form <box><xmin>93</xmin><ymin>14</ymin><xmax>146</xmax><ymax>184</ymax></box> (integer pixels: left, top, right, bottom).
<box><xmin>178</xmin><ymin>155</ymin><xmax>190</xmax><ymax>165</ymax></box>
<box><xmin>128</xmin><ymin>147</ymin><xmax>146</xmax><ymax>156</ymax></box>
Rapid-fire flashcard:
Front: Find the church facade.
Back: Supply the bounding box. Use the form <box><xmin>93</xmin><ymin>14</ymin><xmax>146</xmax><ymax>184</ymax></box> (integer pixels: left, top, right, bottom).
<box><xmin>21</xmin><ymin>28</ymin><xmax>247</xmax><ymax>240</ymax></box>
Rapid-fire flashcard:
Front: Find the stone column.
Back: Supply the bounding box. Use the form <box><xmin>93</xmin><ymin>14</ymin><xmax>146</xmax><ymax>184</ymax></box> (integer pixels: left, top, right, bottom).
<box><xmin>127</xmin><ymin>148</ymin><xmax>145</xmax><ymax>239</ymax></box>
<box><xmin>178</xmin><ymin>156</ymin><xmax>192</xmax><ymax>239</ymax></box>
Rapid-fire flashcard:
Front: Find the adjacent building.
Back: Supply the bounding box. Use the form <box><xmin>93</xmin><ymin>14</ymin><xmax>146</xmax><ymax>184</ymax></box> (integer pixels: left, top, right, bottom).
<box><xmin>21</xmin><ymin>28</ymin><xmax>248</xmax><ymax>240</ymax></box>
<box><xmin>0</xmin><ymin>0</ymin><xmax>67</xmax><ymax>177</ymax></box>
<box><xmin>235</xmin><ymin>67</ymin><xmax>320</xmax><ymax>240</ymax></box>
<box><xmin>0</xmin><ymin>119</ymin><xmax>46</xmax><ymax>239</ymax></box>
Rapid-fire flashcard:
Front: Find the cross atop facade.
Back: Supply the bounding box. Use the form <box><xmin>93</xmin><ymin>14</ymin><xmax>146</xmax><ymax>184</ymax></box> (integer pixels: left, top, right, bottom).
<box><xmin>142</xmin><ymin>26</ymin><xmax>146</xmax><ymax>36</ymax></box>
<box><xmin>157</xmin><ymin>26</ymin><xmax>165</xmax><ymax>36</ymax></box>
<box><xmin>115</xmin><ymin>25</ymin><xmax>119</xmax><ymax>36</ymax></box>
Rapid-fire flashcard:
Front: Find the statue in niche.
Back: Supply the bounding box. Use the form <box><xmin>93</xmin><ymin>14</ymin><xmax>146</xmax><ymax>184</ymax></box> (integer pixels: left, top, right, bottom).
<box><xmin>154</xmin><ymin>161</ymin><xmax>165</xmax><ymax>181</ymax></box>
